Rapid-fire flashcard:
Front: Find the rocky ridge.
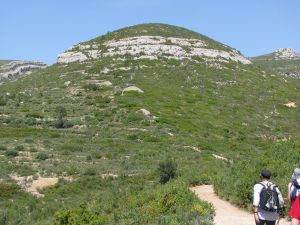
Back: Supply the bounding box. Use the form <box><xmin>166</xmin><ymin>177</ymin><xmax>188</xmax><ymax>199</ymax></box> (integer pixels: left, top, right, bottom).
<box><xmin>57</xmin><ymin>35</ymin><xmax>251</xmax><ymax>65</ymax></box>
<box><xmin>0</xmin><ymin>60</ymin><xmax>47</xmax><ymax>82</ymax></box>
<box><xmin>275</xmin><ymin>48</ymin><xmax>300</xmax><ymax>60</ymax></box>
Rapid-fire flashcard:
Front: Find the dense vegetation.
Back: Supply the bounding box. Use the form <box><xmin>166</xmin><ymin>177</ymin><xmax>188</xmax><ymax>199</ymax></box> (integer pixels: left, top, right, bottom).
<box><xmin>0</xmin><ymin>24</ymin><xmax>299</xmax><ymax>224</ymax></box>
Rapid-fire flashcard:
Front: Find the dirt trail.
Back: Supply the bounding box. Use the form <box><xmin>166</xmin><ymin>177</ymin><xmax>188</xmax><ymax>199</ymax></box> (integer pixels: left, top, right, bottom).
<box><xmin>190</xmin><ymin>185</ymin><xmax>290</xmax><ymax>225</ymax></box>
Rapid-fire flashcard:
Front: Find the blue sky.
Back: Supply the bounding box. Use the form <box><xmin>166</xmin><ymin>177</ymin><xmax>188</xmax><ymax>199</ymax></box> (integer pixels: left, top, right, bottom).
<box><xmin>1</xmin><ymin>0</ymin><xmax>299</xmax><ymax>64</ymax></box>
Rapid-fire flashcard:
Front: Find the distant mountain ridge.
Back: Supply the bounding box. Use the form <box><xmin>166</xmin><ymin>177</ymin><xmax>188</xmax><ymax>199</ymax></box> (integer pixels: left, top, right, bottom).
<box><xmin>251</xmin><ymin>48</ymin><xmax>300</xmax><ymax>79</ymax></box>
<box><xmin>251</xmin><ymin>48</ymin><xmax>300</xmax><ymax>60</ymax></box>
<box><xmin>0</xmin><ymin>60</ymin><xmax>47</xmax><ymax>82</ymax></box>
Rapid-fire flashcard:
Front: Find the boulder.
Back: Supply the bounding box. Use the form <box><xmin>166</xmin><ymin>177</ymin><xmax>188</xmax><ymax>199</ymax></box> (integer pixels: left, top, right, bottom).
<box><xmin>122</xmin><ymin>86</ymin><xmax>144</xmax><ymax>95</ymax></box>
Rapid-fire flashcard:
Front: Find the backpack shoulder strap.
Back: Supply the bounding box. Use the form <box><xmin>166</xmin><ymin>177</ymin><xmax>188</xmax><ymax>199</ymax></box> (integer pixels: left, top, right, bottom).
<box><xmin>259</xmin><ymin>182</ymin><xmax>266</xmax><ymax>187</ymax></box>
<box><xmin>293</xmin><ymin>179</ymin><xmax>300</xmax><ymax>189</ymax></box>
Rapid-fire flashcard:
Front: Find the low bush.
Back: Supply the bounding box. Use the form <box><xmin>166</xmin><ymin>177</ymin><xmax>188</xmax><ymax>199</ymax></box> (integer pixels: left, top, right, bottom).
<box><xmin>83</xmin><ymin>167</ymin><xmax>97</xmax><ymax>176</ymax></box>
<box><xmin>5</xmin><ymin>150</ymin><xmax>18</xmax><ymax>157</ymax></box>
<box><xmin>14</xmin><ymin>145</ymin><xmax>25</xmax><ymax>151</ymax></box>
<box><xmin>0</xmin><ymin>97</ymin><xmax>7</xmax><ymax>106</ymax></box>
<box><xmin>158</xmin><ymin>159</ymin><xmax>177</xmax><ymax>184</ymax></box>
<box><xmin>0</xmin><ymin>183</ymin><xmax>20</xmax><ymax>198</ymax></box>
<box><xmin>0</xmin><ymin>145</ymin><xmax>7</xmax><ymax>150</ymax></box>
<box><xmin>36</xmin><ymin>152</ymin><xmax>49</xmax><ymax>160</ymax></box>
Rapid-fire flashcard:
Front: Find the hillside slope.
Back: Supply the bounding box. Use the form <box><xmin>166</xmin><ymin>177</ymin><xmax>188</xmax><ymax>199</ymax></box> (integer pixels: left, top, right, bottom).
<box><xmin>0</xmin><ymin>23</ymin><xmax>299</xmax><ymax>224</ymax></box>
<box><xmin>251</xmin><ymin>48</ymin><xmax>300</xmax><ymax>79</ymax></box>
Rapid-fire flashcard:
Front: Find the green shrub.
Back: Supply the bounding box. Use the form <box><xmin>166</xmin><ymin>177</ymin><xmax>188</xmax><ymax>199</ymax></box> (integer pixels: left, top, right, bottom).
<box><xmin>55</xmin><ymin>118</ymin><xmax>64</xmax><ymax>129</ymax></box>
<box><xmin>50</xmin><ymin>132</ymin><xmax>61</xmax><ymax>138</ymax></box>
<box><xmin>36</xmin><ymin>152</ymin><xmax>49</xmax><ymax>160</ymax></box>
<box><xmin>25</xmin><ymin>112</ymin><xmax>44</xmax><ymax>119</ymax></box>
<box><xmin>158</xmin><ymin>159</ymin><xmax>177</xmax><ymax>184</ymax></box>
<box><xmin>83</xmin><ymin>167</ymin><xmax>97</xmax><ymax>176</ymax></box>
<box><xmin>0</xmin><ymin>145</ymin><xmax>7</xmax><ymax>150</ymax></box>
<box><xmin>0</xmin><ymin>97</ymin><xmax>7</xmax><ymax>106</ymax></box>
<box><xmin>25</xmin><ymin>138</ymin><xmax>34</xmax><ymax>143</ymax></box>
<box><xmin>24</xmin><ymin>117</ymin><xmax>38</xmax><ymax>126</ymax></box>
<box><xmin>55</xmin><ymin>106</ymin><xmax>67</xmax><ymax>129</ymax></box>
<box><xmin>14</xmin><ymin>145</ymin><xmax>24</xmax><ymax>151</ymax></box>
<box><xmin>5</xmin><ymin>150</ymin><xmax>18</xmax><ymax>157</ymax></box>
<box><xmin>0</xmin><ymin>183</ymin><xmax>20</xmax><ymax>198</ymax></box>
<box><xmin>82</xmin><ymin>83</ymin><xmax>99</xmax><ymax>91</ymax></box>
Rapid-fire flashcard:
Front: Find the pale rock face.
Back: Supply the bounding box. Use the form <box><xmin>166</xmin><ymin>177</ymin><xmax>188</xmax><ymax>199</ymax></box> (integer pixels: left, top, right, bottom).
<box><xmin>122</xmin><ymin>86</ymin><xmax>144</xmax><ymax>95</ymax></box>
<box><xmin>86</xmin><ymin>80</ymin><xmax>112</xmax><ymax>87</ymax></box>
<box><xmin>101</xmin><ymin>67</ymin><xmax>110</xmax><ymax>74</ymax></box>
<box><xmin>88</xmin><ymin>50</ymin><xmax>101</xmax><ymax>59</ymax></box>
<box><xmin>0</xmin><ymin>61</ymin><xmax>47</xmax><ymax>81</ymax></box>
<box><xmin>78</xmin><ymin>44</ymin><xmax>91</xmax><ymax>50</ymax></box>
<box><xmin>103</xmin><ymin>36</ymin><xmax>206</xmax><ymax>48</ymax></box>
<box><xmin>57</xmin><ymin>35</ymin><xmax>251</xmax><ymax>65</ymax></box>
<box><xmin>284</xmin><ymin>102</ymin><xmax>297</xmax><ymax>108</ymax></box>
<box><xmin>64</xmin><ymin>81</ymin><xmax>71</xmax><ymax>86</ymax></box>
<box><xmin>137</xmin><ymin>108</ymin><xmax>151</xmax><ymax>117</ymax></box>
<box><xmin>57</xmin><ymin>51</ymin><xmax>88</xmax><ymax>63</ymax></box>
<box><xmin>275</xmin><ymin>48</ymin><xmax>300</xmax><ymax>59</ymax></box>
<box><xmin>98</xmin><ymin>80</ymin><xmax>112</xmax><ymax>87</ymax></box>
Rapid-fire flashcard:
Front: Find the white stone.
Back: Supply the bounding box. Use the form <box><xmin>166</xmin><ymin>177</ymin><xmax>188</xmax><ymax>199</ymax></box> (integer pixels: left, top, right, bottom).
<box><xmin>284</xmin><ymin>102</ymin><xmax>297</xmax><ymax>108</ymax></box>
<box><xmin>86</xmin><ymin>79</ymin><xmax>112</xmax><ymax>86</ymax></box>
<box><xmin>98</xmin><ymin>81</ymin><xmax>112</xmax><ymax>86</ymax></box>
<box><xmin>57</xmin><ymin>51</ymin><xmax>88</xmax><ymax>63</ymax></box>
<box><xmin>101</xmin><ymin>67</ymin><xmax>110</xmax><ymax>74</ymax></box>
<box><xmin>64</xmin><ymin>81</ymin><xmax>71</xmax><ymax>86</ymax></box>
<box><xmin>212</xmin><ymin>154</ymin><xmax>228</xmax><ymax>161</ymax></box>
<box><xmin>78</xmin><ymin>44</ymin><xmax>90</xmax><ymax>50</ymax></box>
<box><xmin>122</xmin><ymin>86</ymin><xmax>144</xmax><ymax>95</ymax></box>
<box><xmin>275</xmin><ymin>48</ymin><xmax>300</xmax><ymax>59</ymax></box>
<box><xmin>57</xmin><ymin>35</ymin><xmax>251</xmax><ymax>65</ymax></box>
<box><xmin>137</xmin><ymin>108</ymin><xmax>151</xmax><ymax>117</ymax></box>
<box><xmin>101</xmin><ymin>36</ymin><xmax>250</xmax><ymax>64</ymax></box>
<box><xmin>88</xmin><ymin>50</ymin><xmax>101</xmax><ymax>59</ymax></box>
<box><xmin>183</xmin><ymin>146</ymin><xmax>201</xmax><ymax>153</ymax></box>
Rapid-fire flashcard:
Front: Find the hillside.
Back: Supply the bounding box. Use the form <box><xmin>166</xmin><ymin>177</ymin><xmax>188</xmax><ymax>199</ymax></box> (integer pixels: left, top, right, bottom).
<box><xmin>251</xmin><ymin>48</ymin><xmax>300</xmax><ymax>79</ymax></box>
<box><xmin>0</xmin><ymin>23</ymin><xmax>299</xmax><ymax>224</ymax></box>
<box><xmin>0</xmin><ymin>60</ymin><xmax>14</xmax><ymax>66</ymax></box>
<box><xmin>0</xmin><ymin>60</ymin><xmax>47</xmax><ymax>82</ymax></box>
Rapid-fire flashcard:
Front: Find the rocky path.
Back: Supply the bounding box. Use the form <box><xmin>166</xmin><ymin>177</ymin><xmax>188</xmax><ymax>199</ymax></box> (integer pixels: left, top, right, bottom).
<box><xmin>190</xmin><ymin>185</ymin><xmax>290</xmax><ymax>225</ymax></box>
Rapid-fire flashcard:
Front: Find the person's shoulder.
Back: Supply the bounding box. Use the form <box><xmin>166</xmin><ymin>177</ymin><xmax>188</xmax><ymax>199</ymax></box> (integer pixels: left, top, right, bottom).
<box><xmin>253</xmin><ymin>182</ymin><xmax>263</xmax><ymax>189</ymax></box>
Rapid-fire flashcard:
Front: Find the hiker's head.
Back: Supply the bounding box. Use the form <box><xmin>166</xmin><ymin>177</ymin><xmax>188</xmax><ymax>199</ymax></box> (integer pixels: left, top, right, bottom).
<box><xmin>292</xmin><ymin>168</ymin><xmax>300</xmax><ymax>180</ymax></box>
<box><xmin>260</xmin><ymin>170</ymin><xmax>271</xmax><ymax>180</ymax></box>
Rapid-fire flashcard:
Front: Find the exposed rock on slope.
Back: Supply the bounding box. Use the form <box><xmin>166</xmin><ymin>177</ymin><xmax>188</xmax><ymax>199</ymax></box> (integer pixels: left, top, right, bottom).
<box><xmin>275</xmin><ymin>48</ymin><xmax>300</xmax><ymax>60</ymax></box>
<box><xmin>251</xmin><ymin>48</ymin><xmax>300</xmax><ymax>78</ymax></box>
<box><xmin>57</xmin><ymin>35</ymin><xmax>251</xmax><ymax>65</ymax></box>
<box><xmin>0</xmin><ymin>60</ymin><xmax>47</xmax><ymax>81</ymax></box>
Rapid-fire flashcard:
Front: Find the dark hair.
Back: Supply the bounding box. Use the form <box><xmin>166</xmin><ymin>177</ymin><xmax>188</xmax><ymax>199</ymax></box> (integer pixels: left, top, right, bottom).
<box><xmin>261</xmin><ymin>170</ymin><xmax>271</xmax><ymax>179</ymax></box>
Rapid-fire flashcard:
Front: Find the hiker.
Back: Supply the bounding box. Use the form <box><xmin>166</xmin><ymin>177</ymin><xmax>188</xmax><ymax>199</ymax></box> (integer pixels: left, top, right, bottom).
<box><xmin>253</xmin><ymin>170</ymin><xmax>285</xmax><ymax>225</ymax></box>
<box><xmin>288</xmin><ymin>168</ymin><xmax>300</xmax><ymax>225</ymax></box>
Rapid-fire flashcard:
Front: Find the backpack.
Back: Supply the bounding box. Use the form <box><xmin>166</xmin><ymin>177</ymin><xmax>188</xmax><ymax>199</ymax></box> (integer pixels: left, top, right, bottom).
<box><xmin>290</xmin><ymin>179</ymin><xmax>300</xmax><ymax>202</ymax></box>
<box><xmin>258</xmin><ymin>182</ymin><xmax>280</xmax><ymax>212</ymax></box>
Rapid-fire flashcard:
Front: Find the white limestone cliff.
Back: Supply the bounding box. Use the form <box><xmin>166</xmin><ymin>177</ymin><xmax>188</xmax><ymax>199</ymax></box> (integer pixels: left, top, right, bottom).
<box><xmin>275</xmin><ymin>48</ymin><xmax>300</xmax><ymax>59</ymax></box>
<box><xmin>57</xmin><ymin>36</ymin><xmax>251</xmax><ymax>65</ymax></box>
<box><xmin>0</xmin><ymin>61</ymin><xmax>47</xmax><ymax>81</ymax></box>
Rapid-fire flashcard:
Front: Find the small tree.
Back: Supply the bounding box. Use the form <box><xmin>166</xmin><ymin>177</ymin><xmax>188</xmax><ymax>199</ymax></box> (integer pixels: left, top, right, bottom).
<box><xmin>55</xmin><ymin>106</ymin><xmax>67</xmax><ymax>129</ymax></box>
<box><xmin>158</xmin><ymin>159</ymin><xmax>177</xmax><ymax>184</ymax></box>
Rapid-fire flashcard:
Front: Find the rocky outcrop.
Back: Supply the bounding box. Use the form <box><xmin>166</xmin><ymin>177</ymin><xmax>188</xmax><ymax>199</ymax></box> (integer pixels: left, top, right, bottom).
<box><xmin>275</xmin><ymin>48</ymin><xmax>300</xmax><ymax>59</ymax></box>
<box><xmin>57</xmin><ymin>36</ymin><xmax>251</xmax><ymax>65</ymax></box>
<box><xmin>122</xmin><ymin>86</ymin><xmax>144</xmax><ymax>95</ymax></box>
<box><xmin>0</xmin><ymin>61</ymin><xmax>47</xmax><ymax>81</ymax></box>
<box><xmin>57</xmin><ymin>51</ymin><xmax>88</xmax><ymax>64</ymax></box>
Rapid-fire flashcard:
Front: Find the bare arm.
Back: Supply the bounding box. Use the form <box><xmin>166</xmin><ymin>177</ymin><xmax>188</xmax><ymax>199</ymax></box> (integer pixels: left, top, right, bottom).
<box><xmin>287</xmin><ymin>182</ymin><xmax>292</xmax><ymax>202</ymax></box>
